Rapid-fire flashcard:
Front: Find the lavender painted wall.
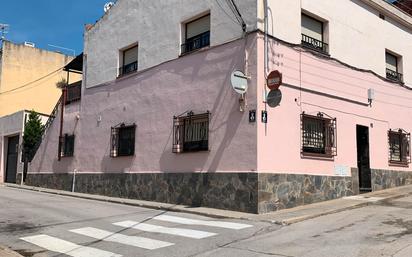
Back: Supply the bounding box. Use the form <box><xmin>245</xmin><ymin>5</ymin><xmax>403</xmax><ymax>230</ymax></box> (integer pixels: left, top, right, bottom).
<box><xmin>29</xmin><ymin>34</ymin><xmax>259</xmax><ymax>175</ymax></box>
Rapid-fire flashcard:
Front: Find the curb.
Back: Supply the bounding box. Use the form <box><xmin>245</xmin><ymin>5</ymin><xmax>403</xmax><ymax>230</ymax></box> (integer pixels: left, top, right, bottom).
<box><xmin>3</xmin><ymin>183</ymin><xmax>412</xmax><ymax>225</ymax></box>
<box><xmin>2</xmin><ymin>183</ymin><xmax>251</xmax><ymax>220</ymax></box>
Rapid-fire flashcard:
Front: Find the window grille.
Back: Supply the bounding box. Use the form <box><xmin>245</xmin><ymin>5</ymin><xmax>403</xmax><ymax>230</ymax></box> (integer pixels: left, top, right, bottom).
<box><xmin>301</xmin><ymin>113</ymin><xmax>336</xmax><ymax>157</ymax></box>
<box><xmin>110</xmin><ymin>124</ymin><xmax>136</xmax><ymax>157</ymax></box>
<box><xmin>59</xmin><ymin>134</ymin><xmax>75</xmax><ymax>157</ymax></box>
<box><xmin>388</xmin><ymin>129</ymin><xmax>410</xmax><ymax>166</ymax></box>
<box><xmin>173</xmin><ymin>111</ymin><xmax>210</xmax><ymax>153</ymax></box>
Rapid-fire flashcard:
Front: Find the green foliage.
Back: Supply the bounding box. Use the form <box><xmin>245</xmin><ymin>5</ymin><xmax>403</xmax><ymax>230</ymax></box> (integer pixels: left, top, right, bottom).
<box><xmin>23</xmin><ymin>111</ymin><xmax>45</xmax><ymax>161</ymax></box>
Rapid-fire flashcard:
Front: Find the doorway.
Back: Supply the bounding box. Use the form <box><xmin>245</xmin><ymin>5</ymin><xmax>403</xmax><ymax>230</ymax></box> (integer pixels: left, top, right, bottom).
<box><xmin>5</xmin><ymin>135</ymin><xmax>19</xmax><ymax>183</ymax></box>
<box><xmin>356</xmin><ymin>125</ymin><xmax>371</xmax><ymax>192</ymax></box>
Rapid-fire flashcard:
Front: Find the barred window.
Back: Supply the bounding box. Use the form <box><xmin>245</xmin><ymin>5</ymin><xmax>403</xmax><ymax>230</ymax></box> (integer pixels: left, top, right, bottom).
<box><xmin>388</xmin><ymin>129</ymin><xmax>410</xmax><ymax>166</ymax></box>
<box><xmin>110</xmin><ymin>124</ymin><xmax>136</xmax><ymax>157</ymax></box>
<box><xmin>173</xmin><ymin>111</ymin><xmax>209</xmax><ymax>153</ymax></box>
<box><xmin>59</xmin><ymin>134</ymin><xmax>75</xmax><ymax>157</ymax></box>
<box><xmin>301</xmin><ymin>113</ymin><xmax>336</xmax><ymax>157</ymax></box>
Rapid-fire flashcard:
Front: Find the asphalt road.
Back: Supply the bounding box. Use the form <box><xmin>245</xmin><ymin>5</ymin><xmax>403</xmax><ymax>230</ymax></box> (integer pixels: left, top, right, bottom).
<box><xmin>0</xmin><ymin>186</ymin><xmax>412</xmax><ymax>257</ymax></box>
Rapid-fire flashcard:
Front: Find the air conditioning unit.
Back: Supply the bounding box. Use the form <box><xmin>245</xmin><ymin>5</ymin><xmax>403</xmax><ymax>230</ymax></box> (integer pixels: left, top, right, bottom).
<box><xmin>24</xmin><ymin>41</ymin><xmax>35</xmax><ymax>48</ymax></box>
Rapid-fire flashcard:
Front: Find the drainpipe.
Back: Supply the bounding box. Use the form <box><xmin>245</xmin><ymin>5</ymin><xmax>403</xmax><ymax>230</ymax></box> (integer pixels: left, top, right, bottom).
<box><xmin>264</xmin><ymin>0</ymin><xmax>268</xmax><ymax>78</ymax></box>
<box><xmin>58</xmin><ymin>87</ymin><xmax>66</xmax><ymax>161</ymax></box>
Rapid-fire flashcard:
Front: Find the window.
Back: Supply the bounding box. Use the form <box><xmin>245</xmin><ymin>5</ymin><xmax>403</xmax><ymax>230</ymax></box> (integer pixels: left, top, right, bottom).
<box><xmin>181</xmin><ymin>14</ymin><xmax>210</xmax><ymax>54</ymax></box>
<box><xmin>173</xmin><ymin>111</ymin><xmax>210</xmax><ymax>153</ymax></box>
<box><xmin>110</xmin><ymin>124</ymin><xmax>136</xmax><ymax>157</ymax></box>
<box><xmin>59</xmin><ymin>134</ymin><xmax>75</xmax><ymax>157</ymax></box>
<box><xmin>301</xmin><ymin>13</ymin><xmax>328</xmax><ymax>54</ymax></box>
<box><xmin>119</xmin><ymin>45</ymin><xmax>138</xmax><ymax>76</ymax></box>
<box><xmin>388</xmin><ymin>129</ymin><xmax>410</xmax><ymax>166</ymax></box>
<box><xmin>65</xmin><ymin>81</ymin><xmax>82</xmax><ymax>105</ymax></box>
<box><xmin>301</xmin><ymin>113</ymin><xmax>336</xmax><ymax>157</ymax></box>
<box><xmin>386</xmin><ymin>52</ymin><xmax>403</xmax><ymax>82</ymax></box>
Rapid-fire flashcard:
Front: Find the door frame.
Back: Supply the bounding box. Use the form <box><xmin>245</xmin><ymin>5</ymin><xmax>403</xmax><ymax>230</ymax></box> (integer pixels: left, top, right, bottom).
<box><xmin>356</xmin><ymin>125</ymin><xmax>372</xmax><ymax>193</ymax></box>
<box><xmin>2</xmin><ymin>133</ymin><xmax>21</xmax><ymax>183</ymax></box>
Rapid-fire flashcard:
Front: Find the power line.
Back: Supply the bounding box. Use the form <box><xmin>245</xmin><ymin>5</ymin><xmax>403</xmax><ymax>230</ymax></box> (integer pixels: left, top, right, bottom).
<box><xmin>0</xmin><ymin>67</ymin><xmax>64</xmax><ymax>95</ymax></box>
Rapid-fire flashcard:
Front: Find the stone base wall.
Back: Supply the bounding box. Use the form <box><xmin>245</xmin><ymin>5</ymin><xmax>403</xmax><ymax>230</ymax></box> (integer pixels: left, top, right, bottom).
<box><xmin>26</xmin><ymin>172</ymin><xmax>258</xmax><ymax>213</ymax></box>
<box><xmin>25</xmin><ymin>168</ymin><xmax>412</xmax><ymax>214</ymax></box>
<box><xmin>372</xmin><ymin>169</ymin><xmax>412</xmax><ymax>191</ymax></box>
<box><xmin>258</xmin><ymin>171</ymin><xmax>358</xmax><ymax>213</ymax></box>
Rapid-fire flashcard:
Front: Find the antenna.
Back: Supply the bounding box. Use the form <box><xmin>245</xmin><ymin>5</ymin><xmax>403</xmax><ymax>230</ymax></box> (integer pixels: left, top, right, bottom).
<box><xmin>0</xmin><ymin>23</ymin><xmax>10</xmax><ymax>40</ymax></box>
<box><xmin>48</xmin><ymin>44</ymin><xmax>76</xmax><ymax>56</ymax></box>
<box><xmin>104</xmin><ymin>2</ymin><xmax>114</xmax><ymax>13</ymax></box>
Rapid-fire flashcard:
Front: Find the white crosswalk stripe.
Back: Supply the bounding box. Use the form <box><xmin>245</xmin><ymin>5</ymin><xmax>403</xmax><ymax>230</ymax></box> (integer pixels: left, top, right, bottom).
<box><xmin>70</xmin><ymin>227</ymin><xmax>174</xmax><ymax>250</ymax></box>
<box><xmin>20</xmin><ymin>234</ymin><xmax>121</xmax><ymax>257</ymax></box>
<box><xmin>153</xmin><ymin>215</ymin><xmax>253</xmax><ymax>230</ymax></box>
<box><xmin>113</xmin><ymin>220</ymin><xmax>217</xmax><ymax>239</ymax></box>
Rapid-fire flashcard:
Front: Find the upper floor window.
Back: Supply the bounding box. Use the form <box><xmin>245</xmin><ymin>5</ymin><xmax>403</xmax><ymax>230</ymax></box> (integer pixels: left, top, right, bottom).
<box><xmin>181</xmin><ymin>14</ymin><xmax>210</xmax><ymax>54</ymax></box>
<box><xmin>301</xmin><ymin>13</ymin><xmax>328</xmax><ymax>54</ymax></box>
<box><xmin>388</xmin><ymin>129</ymin><xmax>410</xmax><ymax>166</ymax></box>
<box><xmin>173</xmin><ymin>111</ymin><xmax>210</xmax><ymax>153</ymax></box>
<box><xmin>386</xmin><ymin>51</ymin><xmax>403</xmax><ymax>82</ymax></box>
<box><xmin>301</xmin><ymin>112</ymin><xmax>336</xmax><ymax>157</ymax></box>
<box><xmin>110</xmin><ymin>124</ymin><xmax>136</xmax><ymax>157</ymax></box>
<box><xmin>119</xmin><ymin>45</ymin><xmax>138</xmax><ymax>76</ymax></box>
<box><xmin>59</xmin><ymin>134</ymin><xmax>75</xmax><ymax>158</ymax></box>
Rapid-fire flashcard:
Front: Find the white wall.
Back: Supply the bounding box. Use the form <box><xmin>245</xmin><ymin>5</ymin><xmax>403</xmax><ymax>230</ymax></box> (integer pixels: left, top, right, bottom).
<box><xmin>260</xmin><ymin>0</ymin><xmax>412</xmax><ymax>85</ymax></box>
<box><xmin>84</xmin><ymin>0</ymin><xmax>258</xmax><ymax>88</ymax></box>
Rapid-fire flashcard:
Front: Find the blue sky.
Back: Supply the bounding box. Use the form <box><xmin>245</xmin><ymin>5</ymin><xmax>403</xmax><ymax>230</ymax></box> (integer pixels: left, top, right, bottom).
<box><xmin>0</xmin><ymin>0</ymin><xmax>111</xmax><ymax>56</ymax></box>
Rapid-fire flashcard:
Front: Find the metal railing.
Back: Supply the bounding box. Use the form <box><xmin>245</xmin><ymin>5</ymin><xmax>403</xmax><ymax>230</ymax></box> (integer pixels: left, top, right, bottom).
<box><xmin>66</xmin><ymin>81</ymin><xmax>81</xmax><ymax>104</ymax></box>
<box><xmin>386</xmin><ymin>68</ymin><xmax>403</xmax><ymax>83</ymax></box>
<box><xmin>119</xmin><ymin>61</ymin><xmax>138</xmax><ymax>76</ymax></box>
<box><xmin>301</xmin><ymin>34</ymin><xmax>328</xmax><ymax>54</ymax></box>
<box><xmin>181</xmin><ymin>31</ymin><xmax>210</xmax><ymax>54</ymax></box>
<box><xmin>30</xmin><ymin>95</ymin><xmax>62</xmax><ymax>161</ymax></box>
<box><xmin>173</xmin><ymin>111</ymin><xmax>210</xmax><ymax>153</ymax></box>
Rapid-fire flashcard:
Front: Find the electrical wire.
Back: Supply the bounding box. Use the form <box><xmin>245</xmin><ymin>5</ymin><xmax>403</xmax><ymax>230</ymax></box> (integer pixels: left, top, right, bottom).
<box><xmin>0</xmin><ymin>67</ymin><xmax>64</xmax><ymax>95</ymax></box>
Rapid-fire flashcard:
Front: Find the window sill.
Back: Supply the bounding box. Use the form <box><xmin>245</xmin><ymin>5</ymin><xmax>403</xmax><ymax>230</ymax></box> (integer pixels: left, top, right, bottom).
<box><xmin>116</xmin><ymin>70</ymin><xmax>138</xmax><ymax>80</ymax></box>
<box><xmin>301</xmin><ymin>152</ymin><xmax>335</xmax><ymax>160</ymax></box>
<box><xmin>179</xmin><ymin>45</ymin><xmax>211</xmax><ymax>57</ymax></box>
<box><xmin>389</xmin><ymin>161</ymin><xmax>409</xmax><ymax>168</ymax></box>
<box><xmin>301</xmin><ymin>43</ymin><xmax>330</xmax><ymax>57</ymax></box>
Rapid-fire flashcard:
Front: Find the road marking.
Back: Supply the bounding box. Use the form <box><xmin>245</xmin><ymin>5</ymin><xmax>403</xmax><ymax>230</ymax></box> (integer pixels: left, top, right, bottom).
<box><xmin>20</xmin><ymin>234</ymin><xmax>121</xmax><ymax>257</ymax></box>
<box><xmin>153</xmin><ymin>215</ymin><xmax>253</xmax><ymax>230</ymax></box>
<box><xmin>113</xmin><ymin>221</ymin><xmax>217</xmax><ymax>239</ymax></box>
<box><xmin>70</xmin><ymin>227</ymin><xmax>174</xmax><ymax>250</ymax></box>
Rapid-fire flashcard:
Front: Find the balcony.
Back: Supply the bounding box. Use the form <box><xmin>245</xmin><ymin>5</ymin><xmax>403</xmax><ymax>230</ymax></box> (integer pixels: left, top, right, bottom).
<box><xmin>301</xmin><ymin>34</ymin><xmax>328</xmax><ymax>54</ymax></box>
<box><xmin>118</xmin><ymin>61</ymin><xmax>138</xmax><ymax>77</ymax></box>
<box><xmin>65</xmin><ymin>81</ymin><xmax>82</xmax><ymax>105</ymax></box>
<box><xmin>181</xmin><ymin>31</ymin><xmax>210</xmax><ymax>55</ymax></box>
<box><xmin>386</xmin><ymin>68</ymin><xmax>403</xmax><ymax>83</ymax></box>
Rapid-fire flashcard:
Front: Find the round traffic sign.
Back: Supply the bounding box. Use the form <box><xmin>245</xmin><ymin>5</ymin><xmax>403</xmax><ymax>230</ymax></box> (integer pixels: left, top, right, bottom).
<box><xmin>267</xmin><ymin>70</ymin><xmax>282</xmax><ymax>90</ymax></box>
<box><xmin>231</xmin><ymin>70</ymin><xmax>249</xmax><ymax>94</ymax></box>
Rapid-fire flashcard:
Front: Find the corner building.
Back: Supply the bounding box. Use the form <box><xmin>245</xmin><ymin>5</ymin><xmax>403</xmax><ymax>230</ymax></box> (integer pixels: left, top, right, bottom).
<box><xmin>27</xmin><ymin>0</ymin><xmax>412</xmax><ymax>213</ymax></box>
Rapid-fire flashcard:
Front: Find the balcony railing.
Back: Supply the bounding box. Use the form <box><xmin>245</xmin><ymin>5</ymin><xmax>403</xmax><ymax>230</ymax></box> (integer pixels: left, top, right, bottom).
<box><xmin>119</xmin><ymin>61</ymin><xmax>138</xmax><ymax>77</ymax></box>
<box><xmin>386</xmin><ymin>68</ymin><xmax>403</xmax><ymax>83</ymax></box>
<box><xmin>65</xmin><ymin>81</ymin><xmax>82</xmax><ymax>105</ymax></box>
<box><xmin>181</xmin><ymin>31</ymin><xmax>210</xmax><ymax>55</ymax></box>
<box><xmin>301</xmin><ymin>34</ymin><xmax>328</xmax><ymax>54</ymax></box>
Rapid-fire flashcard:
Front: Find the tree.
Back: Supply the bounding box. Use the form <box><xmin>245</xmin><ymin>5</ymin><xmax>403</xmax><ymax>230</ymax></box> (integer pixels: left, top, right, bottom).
<box><xmin>23</xmin><ymin>111</ymin><xmax>45</xmax><ymax>162</ymax></box>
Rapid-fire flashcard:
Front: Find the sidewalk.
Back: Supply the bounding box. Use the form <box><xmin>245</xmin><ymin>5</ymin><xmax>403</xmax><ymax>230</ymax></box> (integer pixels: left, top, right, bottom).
<box><xmin>0</xmin><ymin>245</ymin><xmax>23</xmax><ymax>257</ymax></box>
<box><xmin>4</xmin><ymin>183</ymin><xmax>412</xmax><ymax>225</ymax></box>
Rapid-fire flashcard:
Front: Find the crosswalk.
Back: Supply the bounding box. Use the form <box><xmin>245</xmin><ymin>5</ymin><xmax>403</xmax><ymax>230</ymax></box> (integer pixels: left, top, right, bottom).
<box><xmin>20</xmin><ymin>214</ymin><xmax>253</xmax><ymax>257</ymax></box>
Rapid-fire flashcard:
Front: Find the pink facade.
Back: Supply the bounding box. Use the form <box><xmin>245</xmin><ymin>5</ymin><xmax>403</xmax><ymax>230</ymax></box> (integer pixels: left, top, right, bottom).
<box><xmin>27</xmin><ymin>31</ymin><xmax>412</xmax><ymax>213</ymax></box>
<box><xmin>30</xmin><ymin>34</ymin><xmax>259</xmax><ymax>175</ymax></box>
<box><xmin>258</xmin><ymin>36</ymin><xmax>412</xmax><ymax>175</ymax></box>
